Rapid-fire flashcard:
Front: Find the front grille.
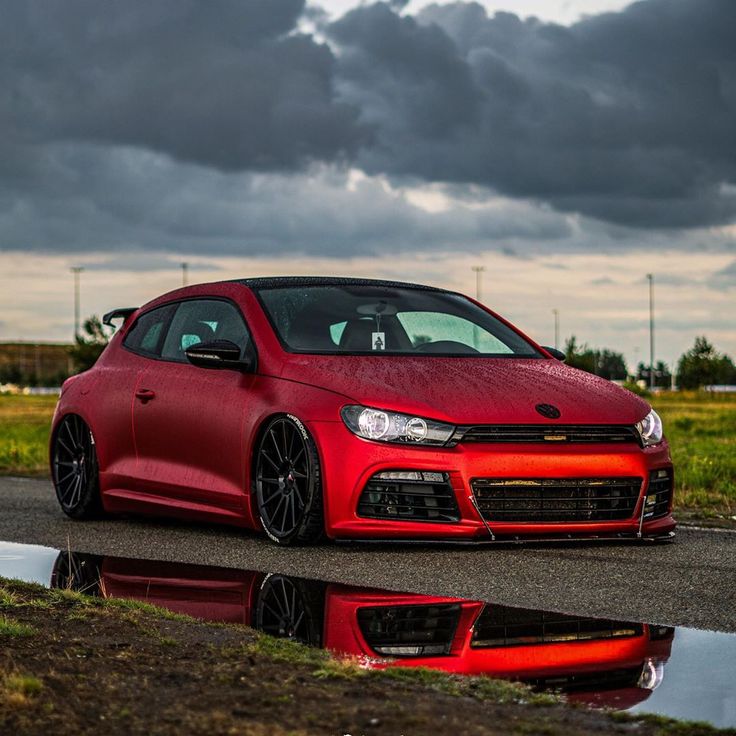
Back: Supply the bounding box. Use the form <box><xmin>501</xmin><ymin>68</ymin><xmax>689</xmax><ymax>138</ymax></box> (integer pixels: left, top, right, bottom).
<box><xmin>471</xmin><ymin>477</ymin><xmax>642</xmax><ymax>522</ymax></box>
<box><xmin>357</xmin><ymin>473</ymin><xmax>460</xmax><ymax>522</ymax></box>
<box><xmin>357</xmin><ymin>603</ymin><xmax>461</xmax><ymax>657</ymax></box>
<box><xmin>471</xmin><ymin>604</ymin><xmax>643</xmax><ymax>649</ymax></box>
<box><xmin>457</xmin><ymin>424</ymin><xmax>640</xmax><ymax>445</ymax></box>
<box><xmin>644</xmin><ymin>469</ymin><xmax>673</xmax><ymax>519</ymax></box>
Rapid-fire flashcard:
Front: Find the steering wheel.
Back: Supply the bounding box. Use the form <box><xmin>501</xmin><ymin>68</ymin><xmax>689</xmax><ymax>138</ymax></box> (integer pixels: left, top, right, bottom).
<box><xmin>414</xmin><ymin>340</ymin><xmax>479</xmax><ymax>354</ymax></box>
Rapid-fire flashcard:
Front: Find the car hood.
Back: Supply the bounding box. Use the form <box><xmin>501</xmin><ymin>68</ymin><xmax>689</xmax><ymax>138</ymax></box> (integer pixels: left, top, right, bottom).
<box><xmin>279</xmin><ymin>356</ymin><xmax>650</xmax><ymax>425</ymax></box>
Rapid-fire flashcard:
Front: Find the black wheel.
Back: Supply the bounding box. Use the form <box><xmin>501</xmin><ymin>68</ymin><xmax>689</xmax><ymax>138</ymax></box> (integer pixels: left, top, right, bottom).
<box><xmin>254</xmin><ymin>574</ymin><xmax>326</xmax><ymax>647</ymax></box>
<box><xmin>50</xmin><ymin>551</ymin><xmax>103</xmax><ymax>596</ymax></box>
<box><xmin>51</xmin><ymin>414</ymin><xmax>103</xmax><ymax>519</ymax></box>
<box><xmin>254</xmin><ymin>415</ymin><xmax>324</xmax><ymax>545</ymax></box>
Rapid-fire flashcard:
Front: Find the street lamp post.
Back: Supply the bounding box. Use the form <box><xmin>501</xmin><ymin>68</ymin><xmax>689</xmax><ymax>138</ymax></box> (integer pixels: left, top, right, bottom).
<box><xmin>181</xmin><ymin>262</ymin><xmax>189</xmax><ymax>287</ymax></box>
<box><xmin>552</xmin><ymin>308</ymin><xmax>560</xmax><ymax>351</ymax></box>
<box><xmin>647</xmin><ymin>273</ymin><xmax>655</xmax><ymax>390</ymax></box>
<box><xmin>471</xmin><ymin>265</ymin><xmax>486</xmax><ymax>302</ymax></box>
<box><xmin>70</xmin><ymin>267</ymin><xmax>84</xmax><ymax>340</ymax></box>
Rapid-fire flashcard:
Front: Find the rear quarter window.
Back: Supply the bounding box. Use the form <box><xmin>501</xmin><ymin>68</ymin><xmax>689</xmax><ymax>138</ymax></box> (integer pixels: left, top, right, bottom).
<box><xmin>123</xmin><ymin>304</ymin><xmax>175</xmax><ymax>357</ymax></box>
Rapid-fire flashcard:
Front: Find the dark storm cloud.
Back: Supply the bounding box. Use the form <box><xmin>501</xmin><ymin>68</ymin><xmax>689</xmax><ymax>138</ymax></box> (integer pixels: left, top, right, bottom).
<box><xmin>329</xmin><ymin>0</ymin><xmax>736</xmax><ymax>227</ymax></box>
<box><xmin>1</xmin><ymin>0</ymin><xmax>736</xmax><ymax>258</ymax></box>
<box><xmin>0</xmin><ymin>144</ymin><xmax>571</xmax><ymax>256</ymax></box>
<box><xmin>0</xmin><ymin>0</ymin><xmax>363</xmax><ymax>171</ymax></box>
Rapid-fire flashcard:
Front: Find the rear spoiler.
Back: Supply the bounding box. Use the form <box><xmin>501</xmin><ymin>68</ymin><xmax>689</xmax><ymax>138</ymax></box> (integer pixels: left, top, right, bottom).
<box><xmin>102</xmin><ymin>307</ymin><xmax>138</xmax><ymax>327</ymax></box>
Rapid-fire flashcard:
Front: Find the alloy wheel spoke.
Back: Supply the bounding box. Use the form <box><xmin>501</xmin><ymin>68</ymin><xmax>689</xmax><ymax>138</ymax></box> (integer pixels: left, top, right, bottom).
<box><xmin>57</xmin><ymin>437</ymin><xmax>74</xmax><ymax>456</ymax></box>
<box><xmin>57</xmin><ymin>468</ymin><xmax>77</xmax><ymax>485</ymax></box>
<box><xmin>292</xmin><ymin>609</ymin><xmax>305</xmax><ymax>635</ymax></box>
<box><xmin>269</xmin><ymin>495</ymin><xmax>286</xmax><ymax>529</ymax></box>
<box><xmin>282</xmin><ymin>421</ymin><xmax>289</xmax><ymax>459</ymax></box>
<box><xmin>64</xmin><ymin>475</ymin><xmax>80</xmax><ymax>505</ymax></box>
<box><xmin>63</xmin><ymin>421</ymin><xmax>76</xmax><ymax>448</ymax></box>
<box><xmin>269</xmin><ymin>430</ymin><xmax>283</xmax><ymax>464</ymax></box>
<box><xmin>261</xmin><ymin>452</ymin><xmax>280</xmax><ymax>473</ymax></box>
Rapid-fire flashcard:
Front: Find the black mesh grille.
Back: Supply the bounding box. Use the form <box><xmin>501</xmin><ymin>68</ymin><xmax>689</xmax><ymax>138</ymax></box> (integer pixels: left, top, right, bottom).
<box><xmin>458</xmin><ymin>425</ymin><xmax>640</xmax><ymax>445</ymax></box>
<box><xmin>527</xmin><ymin>666</ymin><xmax>643</xmax><ymax>692</ymax></box>
<box><xmin>357</xmin><ymin>475</ymin><xmax>460</xmax><ymax>522</ymax></box>
<box><xmin>644</xmin><ymin>469</ymin><xmax>673</xmax><ymax>519</ymax></box>
<box><xmin>471</xmin><ymin>477</ymin><xmax>642</xmax><ymax>522</ymax></box>
<box><xmin>357</xmin><ymin>603</ymin><xmax>461</xmax><ymax>657</ymax></box>
<box><xmin>471</xmin><ymin>604</ymin><xmax>643</xmax><ymax>649</ymax></box>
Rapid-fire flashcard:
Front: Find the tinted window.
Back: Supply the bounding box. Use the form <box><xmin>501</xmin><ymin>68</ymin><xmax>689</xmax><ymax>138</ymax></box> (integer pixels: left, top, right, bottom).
<box><xmin>255</xmin><ymin>285</ymin><xmax>540</xmax><ymax>357</ymax></box>
<box><xmin>161</xmin><ymin>299</ymin><xmax>251</xmax><ymax>362</ymax></box>
<box><xmin>123</xmin><ymin>305</ymin><xmax>175</xmax><ymax>357</ymax></box>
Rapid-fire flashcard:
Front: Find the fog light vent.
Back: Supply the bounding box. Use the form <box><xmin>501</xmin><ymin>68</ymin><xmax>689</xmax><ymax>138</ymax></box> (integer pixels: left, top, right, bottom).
<box><xmin>357</xmin><ymin>603</ymin><xmax>461</xmax><ymax>657</ymax></box>
<box><xmin>357</xmin><ymin>471</ymin><xmax>459</xmax><ymax>522</ymax></box>
<box><xmin>644</xmin><ymin>469</ymin><xmax>673</xmax><ymax>519</ymax></box>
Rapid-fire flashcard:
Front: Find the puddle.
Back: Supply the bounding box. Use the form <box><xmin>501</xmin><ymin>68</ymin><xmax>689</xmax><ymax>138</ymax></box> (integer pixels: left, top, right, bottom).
<box><xmin>1</xmin><ymin>540</ymin><xmax>735</xmax><ymax>728</ymax></box>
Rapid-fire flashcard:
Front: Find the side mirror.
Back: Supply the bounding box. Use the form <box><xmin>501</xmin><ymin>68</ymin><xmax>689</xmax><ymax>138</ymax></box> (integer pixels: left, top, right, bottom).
<box><xmin>185</xmin><ymin>340</ymin><xmax>254</xmax><ymax>372</ymax></box>
<box><xmin>542</xmin><ymin>346</ymin><xmax>566</xmax><ymax>361</ymax></box>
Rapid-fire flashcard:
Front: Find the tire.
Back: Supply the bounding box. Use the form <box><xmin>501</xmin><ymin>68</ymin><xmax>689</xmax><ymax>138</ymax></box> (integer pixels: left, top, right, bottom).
<box><xmin>254</xmin><ymin>574</ymin><xmax>326</xmax><ymax>647</ymax></box>
<box><xmin>50</xmin><ymin>551</ymin><xmax>103</xmax><ymax>596</ymax></box>
<box><xmin>51</xmin><ymin>414</ymin><xmax>103</xmax><ymax>520</ymax></box>
<box><xmin>254</xmin><ymin>414</ymin><xmax>324</xmax><ymax>545</ymax></box>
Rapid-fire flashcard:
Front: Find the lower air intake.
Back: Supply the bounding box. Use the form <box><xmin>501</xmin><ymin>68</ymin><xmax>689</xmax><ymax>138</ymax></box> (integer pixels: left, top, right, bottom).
<box><xmin>357</xmin><ymin>472</ymin><xmax>460</xmax><ymax>522</ymax></box>
<box><xmin>644</xmin><ymin>469</ymin><xmax>673</xmax><ymax>519</ymax></box>
<box><xmin>357</xmin><ymin>603</ymin><xmax>461</xmax><ymax>657</ymax></box>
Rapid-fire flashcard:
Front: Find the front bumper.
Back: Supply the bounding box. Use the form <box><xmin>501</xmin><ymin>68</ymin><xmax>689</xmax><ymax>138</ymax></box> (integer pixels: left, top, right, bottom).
<box><xmin>311</xmin><ymin>421</ymin><xmax>676</xmax><ymax>542</ymax></box>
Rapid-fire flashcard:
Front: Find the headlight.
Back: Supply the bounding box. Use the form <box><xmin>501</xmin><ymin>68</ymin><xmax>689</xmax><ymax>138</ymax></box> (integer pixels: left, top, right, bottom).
<box><xmin>341</xmin><ymin>405</ymin><xmax>455</xmax><ymax>446</ymax></box>
<box><xmin>637</xmin><ymin>657</ymin><xmax>665</xmax><ymax>691</ymax></box>
<box><xmin>635</xmin><ymin>408</ymin><xmax>663</xmax><ymax>447</ymax></box>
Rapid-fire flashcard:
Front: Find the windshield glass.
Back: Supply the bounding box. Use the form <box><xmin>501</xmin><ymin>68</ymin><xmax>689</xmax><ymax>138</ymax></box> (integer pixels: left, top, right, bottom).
<box><xmin>255</xmin><ymin>284</ymin><xmax>541</xmax><ymax>357</ymax></box>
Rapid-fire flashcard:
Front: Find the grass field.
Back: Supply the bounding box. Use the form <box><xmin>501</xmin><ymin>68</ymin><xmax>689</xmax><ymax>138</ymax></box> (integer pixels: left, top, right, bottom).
<box><xmin>0</xmin><ymin>396</ymin><xmax>55</xmax><ymax>476</ymax></box>
<box><xmin>0</xmin><ymin>391</ymin><xmax>734</xmax><ymax>515</ymax></box>
<box><xmin>650</xmin><ymin>392</ymin><xmax>736</xmax><ymax>515</ymax></box>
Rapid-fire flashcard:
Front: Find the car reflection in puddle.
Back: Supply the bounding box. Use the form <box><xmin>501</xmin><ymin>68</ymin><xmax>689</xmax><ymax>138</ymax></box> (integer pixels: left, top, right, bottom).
<box><xmin>47</xmin><ymin>550</ymin><xmax>672</xmax><ymax>713</ymax></box>
<box><xmin>3</xmin><ymin>541</ymin><xmax>735</xmax><ymax>728</ymax></box>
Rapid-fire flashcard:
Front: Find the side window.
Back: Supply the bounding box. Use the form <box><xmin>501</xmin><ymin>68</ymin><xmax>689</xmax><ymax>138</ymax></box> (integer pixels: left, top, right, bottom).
<box><xmin>161</xmin><ymin>299</ymin><xmax>251</xmax><ymax>362</ymax></box>
<box><xmin>123</xmin><ymin>305</ymin><xmax>175</xmax><ymax>357</ymax></box>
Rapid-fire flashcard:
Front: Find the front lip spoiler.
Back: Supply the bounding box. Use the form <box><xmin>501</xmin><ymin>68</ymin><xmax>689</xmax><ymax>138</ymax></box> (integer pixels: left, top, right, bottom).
<box><xmin>336</xmin><ymin>531</ymin><xmax>676</xmax><ymax>547</ymax></box>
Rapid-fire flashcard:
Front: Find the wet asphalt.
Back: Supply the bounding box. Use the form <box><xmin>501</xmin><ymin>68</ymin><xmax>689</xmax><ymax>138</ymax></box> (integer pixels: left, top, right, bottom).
<box><xmin>1</xmin><ymin>476</ymin><xmax>734</xmax><ymax>633</ymax></box>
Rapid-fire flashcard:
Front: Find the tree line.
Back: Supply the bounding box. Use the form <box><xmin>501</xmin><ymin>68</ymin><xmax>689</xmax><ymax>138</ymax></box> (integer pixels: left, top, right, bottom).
<box><xmin>564</xmin><ymin>334</ymin><xmax>736</xmax><ymax>389</ymax></box>
<box><xmin>3</xmin><ymin>316</ymin><xmax>735</xmax><ymax>391</ymax></box>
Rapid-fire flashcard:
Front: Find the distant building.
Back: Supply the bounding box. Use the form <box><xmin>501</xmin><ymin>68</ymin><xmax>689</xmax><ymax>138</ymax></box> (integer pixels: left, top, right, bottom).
<box><xmin>0</xmin><ymin>342</ymin><xmax>73</xmax><ymax>387</ymax></box>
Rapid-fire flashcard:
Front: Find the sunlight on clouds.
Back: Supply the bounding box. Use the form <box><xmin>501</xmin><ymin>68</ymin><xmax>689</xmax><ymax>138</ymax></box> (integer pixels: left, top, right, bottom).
<box><xmin>1</xmin><ymin>248</ymin><xmax>733</xmax><ymax>372</ymax></box>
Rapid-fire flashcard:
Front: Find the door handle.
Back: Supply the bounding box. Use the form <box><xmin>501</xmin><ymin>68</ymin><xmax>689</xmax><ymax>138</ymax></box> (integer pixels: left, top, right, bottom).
<box><xmin>135</xmin><ymin>388</ymin><xmax>156</xmax><ymax>403</ymax></box>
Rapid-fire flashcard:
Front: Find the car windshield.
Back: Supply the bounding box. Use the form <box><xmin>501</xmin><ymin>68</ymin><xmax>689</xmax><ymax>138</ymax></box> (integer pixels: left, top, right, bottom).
<box><xmin>255</xmin><ymin>284</ymin><xmax>541</xmax><ymax>357</ymax></box>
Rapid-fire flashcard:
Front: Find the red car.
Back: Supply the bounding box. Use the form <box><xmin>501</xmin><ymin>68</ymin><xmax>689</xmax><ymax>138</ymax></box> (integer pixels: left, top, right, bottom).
<box><xmin>50</xmin><ymin>277</ymin><xmax>675</xmax><ymax>545</ymax></box>
<box><xmin>52</xmin><ymin>551</ymin><xmax>674</xmax><ymax>709</ymax></box>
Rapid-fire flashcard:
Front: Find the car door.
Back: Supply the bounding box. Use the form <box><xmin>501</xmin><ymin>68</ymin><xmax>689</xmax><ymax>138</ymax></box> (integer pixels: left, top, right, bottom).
<box><xmin>132</xmin><ymin>298</ymin><xmax>257</xmax><ymax>515</ymax></box>
<box><xmin>94</xmin><ymin>304</ymin><xmax>176</xmax><ymax>491</ymax></box>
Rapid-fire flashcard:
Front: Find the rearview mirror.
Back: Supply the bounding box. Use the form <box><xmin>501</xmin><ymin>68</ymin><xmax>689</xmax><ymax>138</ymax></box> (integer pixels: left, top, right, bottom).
<box><xmin>185</xmin><ymin>340</ymin><xmax>253</xmax><ymax>371</ymax></box>
<box><xmin>542</xmin><ymin>346</ymin><xmax>566</xmax><ymax>361</ymax></box>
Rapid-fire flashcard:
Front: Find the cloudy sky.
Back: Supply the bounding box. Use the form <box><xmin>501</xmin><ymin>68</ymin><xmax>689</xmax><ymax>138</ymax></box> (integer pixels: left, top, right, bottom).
<box><xmin>1</xmin><ymin>0</ymin><xmax>734</xmax><ymax>370</ymax></box>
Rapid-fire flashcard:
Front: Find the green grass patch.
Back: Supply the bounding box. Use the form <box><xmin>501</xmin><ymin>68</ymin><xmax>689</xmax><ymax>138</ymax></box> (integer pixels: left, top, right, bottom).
<box><xmin>0</xmin><ymin>615</ymin><xmax>36</xmax><ymax>638</ymax></box>
<box><xmin>0</xmin><ymin>394</ymin><xmax>56</xmax><ymax>475</ymax></box>
<box><xmin>3</xmin><ymin>674</ymin><xmax>43</xmax><ymax>697</ymax></box>
<box><xmin>651</xmin><ymin>392</ymin><xmax>736</xmax><ymax>514</ymax></box>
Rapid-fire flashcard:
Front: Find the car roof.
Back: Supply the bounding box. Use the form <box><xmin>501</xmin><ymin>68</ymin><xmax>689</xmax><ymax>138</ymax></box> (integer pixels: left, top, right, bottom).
<box><xmin>232</xmin><ymin>276</ymin><xmax>450</xmax><ymax>293</ymax></box>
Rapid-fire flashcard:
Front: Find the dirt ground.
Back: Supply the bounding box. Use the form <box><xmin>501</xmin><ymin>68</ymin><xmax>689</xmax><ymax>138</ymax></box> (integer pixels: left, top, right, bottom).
<box><xmin>0</xmin><ymin>578</ymin><xmax>731</xmax><ymax>736</ymax></box>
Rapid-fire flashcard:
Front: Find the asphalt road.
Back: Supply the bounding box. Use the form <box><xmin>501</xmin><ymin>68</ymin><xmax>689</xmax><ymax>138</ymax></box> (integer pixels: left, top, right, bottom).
<box><xmin>1</xmin><ymin>476</ymin><xmax>734</xmax><ymax>633</ymax></box>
